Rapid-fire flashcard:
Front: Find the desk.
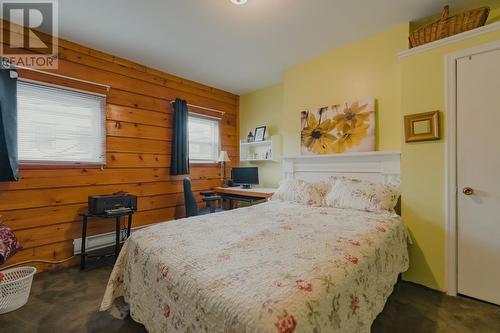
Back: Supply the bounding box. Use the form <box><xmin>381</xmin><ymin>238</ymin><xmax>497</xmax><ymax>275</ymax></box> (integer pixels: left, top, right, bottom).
<box><xmin>214</xmin><ymin>187</ymin><xmax>276</xmax><ymax>209</ymax></box>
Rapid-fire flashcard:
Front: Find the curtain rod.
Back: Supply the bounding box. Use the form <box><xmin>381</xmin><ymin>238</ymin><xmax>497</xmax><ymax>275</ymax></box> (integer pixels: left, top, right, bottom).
<box><xmin>18</xmin><ymin>77</ymin><xmax>108</xmax><ymax>98</ymax></box>
<box><xmin>8</xmin><ymin>64</ymin><xmax>111</xmax><ymax>91</ymax></box>
<box><xmin>169</xmin><ymin>99</ymin><xmax>225</xmax><ymax>115</ymax></box>
<box><xmin>4</xmin><ymin>63</ymin><xmax>226</xmax><ymax>114</ymax></box>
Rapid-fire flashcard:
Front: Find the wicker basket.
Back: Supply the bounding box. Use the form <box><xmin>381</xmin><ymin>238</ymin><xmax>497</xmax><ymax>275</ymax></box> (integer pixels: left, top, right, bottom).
<box><xmin>410</xmin><ymin>5</ymin><xmax>490</xmax><ymax>48</ymax></box>
<box><xmin>0</xmin><ymin>267</ymin><xmax>36</xmax><ymax>314</ymax></box>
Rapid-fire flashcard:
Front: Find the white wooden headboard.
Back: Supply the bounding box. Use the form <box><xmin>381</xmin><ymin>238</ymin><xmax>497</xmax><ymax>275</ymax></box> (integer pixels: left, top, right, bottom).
<box><xmin>283</xmin><ymin>151</ymin><xmax>401</xmax><ymax>187</ymax></box>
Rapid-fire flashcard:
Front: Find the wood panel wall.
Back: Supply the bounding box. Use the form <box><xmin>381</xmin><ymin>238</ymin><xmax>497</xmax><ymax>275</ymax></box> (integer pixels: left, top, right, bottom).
<box><xmin>0</xmin><ymin>23</ymin><xmax>239</xmax><ymax>272</ymax></box>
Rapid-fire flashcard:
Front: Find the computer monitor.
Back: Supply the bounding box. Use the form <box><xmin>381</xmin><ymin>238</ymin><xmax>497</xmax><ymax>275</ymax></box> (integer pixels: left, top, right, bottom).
<box><xmin>231</xmin><ymin>167</ymin><xmax>259</xmax><ymax>188</ymax></box>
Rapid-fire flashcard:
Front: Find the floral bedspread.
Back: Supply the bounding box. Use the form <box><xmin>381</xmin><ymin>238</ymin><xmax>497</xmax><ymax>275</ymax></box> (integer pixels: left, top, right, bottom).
<box><xmin>100</xmin><ymin>201</ymin><xmax>409</xmax><ymax>333</ymax></box>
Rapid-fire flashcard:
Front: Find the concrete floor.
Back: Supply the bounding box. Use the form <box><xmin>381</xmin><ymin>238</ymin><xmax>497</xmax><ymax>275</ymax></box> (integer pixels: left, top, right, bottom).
<box><xmin>1</xmin><ymin>264</ymin><xmax>499</xmax><ymax>333</ymax></box>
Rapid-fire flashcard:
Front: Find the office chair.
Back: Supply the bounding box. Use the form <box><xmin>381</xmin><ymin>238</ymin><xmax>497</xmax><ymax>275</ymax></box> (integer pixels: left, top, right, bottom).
<box><xmin>183</xmin><ymin>177</ymin><xmax>224</xmax><ymax>217</ymax></box>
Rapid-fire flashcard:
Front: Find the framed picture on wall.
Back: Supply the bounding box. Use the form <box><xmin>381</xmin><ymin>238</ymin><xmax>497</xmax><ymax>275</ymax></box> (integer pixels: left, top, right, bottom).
<box><xmin>404</xmin><ymin>111</ymin><xmax>440</xmax><ymax>142</ymax></box>
<box><xmin>254</xmin><ymin>126</ymin><xmax>266</xmax><ymax>142</ymax></box>
<box><xmin>300</xmin><ymin>98</ymin><xmax>375</xmax><ymax>155</ymax></box>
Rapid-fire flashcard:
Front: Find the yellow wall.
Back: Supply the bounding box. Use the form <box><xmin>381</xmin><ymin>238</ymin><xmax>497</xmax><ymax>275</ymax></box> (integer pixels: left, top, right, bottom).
<box><xmin>400</xmin><ymin>28</ymin><xmax>500</xmax><ymax>290</ymax></box>
<box><xmin>282</xmin><ymin>24</ymin><xmax>408</xmax><ymax>156</ymax></box>
<box><xmin>240</xmin><ymin>25</ymin><xmax>408</xmax><ymax>185</ymax></box>
<box><xmin>239</xmin><ymin>84</ymin><xmax>284</xmax><ymax>187</ymax></box>
<box><xmin>240</xmin><ymin>7</ymin><xmax>500</xmax><ymax>291</ymax></box>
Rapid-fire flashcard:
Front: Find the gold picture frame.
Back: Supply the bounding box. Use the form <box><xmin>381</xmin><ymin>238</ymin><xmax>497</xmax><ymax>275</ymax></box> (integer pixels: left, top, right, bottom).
<box><xmin>404</xmin><ymin>111</ymin><xmax>440</xmax><ymax>143</ymax></box>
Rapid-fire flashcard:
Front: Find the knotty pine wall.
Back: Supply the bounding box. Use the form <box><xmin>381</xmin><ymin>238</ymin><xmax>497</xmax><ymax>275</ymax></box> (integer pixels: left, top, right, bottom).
<box><xmin>0</xmin><ymin>24</ymin><xmax>239</xmax><ymax>272</ymax></box>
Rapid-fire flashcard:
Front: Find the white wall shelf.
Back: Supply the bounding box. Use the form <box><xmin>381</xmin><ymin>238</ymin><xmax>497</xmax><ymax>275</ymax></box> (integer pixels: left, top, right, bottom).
<box><xmin>240</xmin><ymin>140</ymin><xmax>272</xmax><ymax>147</ymax></box>
<box><xmin>240</xmin><ymin>135</ymin><xmax>281</xmax><ymax>162</ymax></box>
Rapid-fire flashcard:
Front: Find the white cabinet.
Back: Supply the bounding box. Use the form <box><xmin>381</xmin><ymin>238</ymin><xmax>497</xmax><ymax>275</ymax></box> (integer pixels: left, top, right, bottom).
<box><xmin>240</xmin><ymin>135</ymin><xmax>281</xmax><ymax>162</ymax></box>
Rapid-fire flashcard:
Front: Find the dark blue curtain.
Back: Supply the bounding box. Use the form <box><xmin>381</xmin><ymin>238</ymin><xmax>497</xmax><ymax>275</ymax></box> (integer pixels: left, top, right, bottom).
<box><xmin>170</xmin><ymin>98</ymin><xmax>189</xmax><ymax>175</ymax></box>
<box><xmin>0</xmin><ymin>69</ymin><xmax>18</xmax><ymax>181</ymax></box>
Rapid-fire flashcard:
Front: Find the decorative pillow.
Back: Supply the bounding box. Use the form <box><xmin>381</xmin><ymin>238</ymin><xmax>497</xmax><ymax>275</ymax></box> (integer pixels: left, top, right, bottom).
<box><xmin>271</xmin><ymin>179</ymin><xmax>323</xmax><ymax>206</ymax></box>
<box><xmin>324</xmin><ymin>178</ymin><xmax>400</xmax><ymax>213</ymax></box>
<box><xmin>0</xmin><ymin>217</ymin><xmax>22</xmax><ymax>265</ymax></box>
<box><xmin>311</xmin><ymin>180</ymin><xmax>332</xmax><ymax>199</ymax></box>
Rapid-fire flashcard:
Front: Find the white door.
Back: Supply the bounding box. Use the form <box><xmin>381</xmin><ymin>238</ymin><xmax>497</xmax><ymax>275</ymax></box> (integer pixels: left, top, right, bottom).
<box><xmin>457</xmin><ymin>47</ymin><xmax>500</xmax><ymax>305</ymax></box>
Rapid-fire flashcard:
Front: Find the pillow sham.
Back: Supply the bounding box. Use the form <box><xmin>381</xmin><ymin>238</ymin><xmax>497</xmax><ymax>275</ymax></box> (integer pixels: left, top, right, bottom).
<box><xmin>0</xmin><ymin>217</ymin><xmax>22</xmax><ymax>265</ymax></box>
<box><xmin>324</xmin><ymin>178</ymin><xmax>400</xmax><ymax>213</ymax></box>
<box><xmin>311</xmin><ymin>180</ymin><xmax>332</xmax><ymax>199</ymax></box>
<box><xmin>271</xmin><ymin>179</ymin><xmax>324</xmax><ymax>206</ymax></box>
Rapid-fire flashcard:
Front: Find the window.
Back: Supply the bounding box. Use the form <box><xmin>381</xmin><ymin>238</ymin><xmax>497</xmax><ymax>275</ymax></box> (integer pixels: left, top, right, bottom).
<box><xmin>188</xmin><ymin>114</ymin><xmax>220</xmax><ymax>162</ymax></box>
<box><xmin>17</xmin><ymin>81</ymin><xmax>106</xmax><ymax>165</ymax></box>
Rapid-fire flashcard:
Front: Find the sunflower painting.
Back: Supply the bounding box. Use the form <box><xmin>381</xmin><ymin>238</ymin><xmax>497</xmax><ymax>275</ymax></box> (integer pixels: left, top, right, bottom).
<box><xmin>300</xmin><ymin>98</ymin><xmax>375</xmax><ymax>155</ymax></box>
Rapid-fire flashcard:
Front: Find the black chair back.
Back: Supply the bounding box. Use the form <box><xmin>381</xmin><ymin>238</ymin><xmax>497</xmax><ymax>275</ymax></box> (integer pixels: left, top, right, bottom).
<box><xmin>183</xmin><ymin>177</ymin><xmax>199</xmax><ymax>217</ymax></box>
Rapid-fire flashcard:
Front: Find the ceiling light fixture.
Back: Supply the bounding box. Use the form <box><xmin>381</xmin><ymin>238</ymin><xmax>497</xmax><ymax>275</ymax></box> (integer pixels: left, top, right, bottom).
<box><xmin>231</xmin><ymin>0</ymin><xmax>247</xmax><ymax>5</ymax></box>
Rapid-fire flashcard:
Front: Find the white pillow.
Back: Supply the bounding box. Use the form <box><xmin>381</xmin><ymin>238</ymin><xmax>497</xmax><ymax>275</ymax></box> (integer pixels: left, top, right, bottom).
<box><xmin>324</xmin><ymin>178</ymin><xmax>400</xmax><ymax>213</ymax></box>
<box><xmin>271</xmin><ymin>179</ymin><xmax>323</xmax><ymax>206</ymax></box>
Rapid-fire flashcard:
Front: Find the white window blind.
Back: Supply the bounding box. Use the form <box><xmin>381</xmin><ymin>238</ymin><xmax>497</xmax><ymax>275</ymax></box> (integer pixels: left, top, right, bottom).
<box><xmin>17</xmin><ymin>81</ymin><xmax>106</xmax><ymax>164</ymax></box>
<box><xmin>188</xmin><ymin>114</ymin><xmax>220</xmax><ymax>162</ymax></box>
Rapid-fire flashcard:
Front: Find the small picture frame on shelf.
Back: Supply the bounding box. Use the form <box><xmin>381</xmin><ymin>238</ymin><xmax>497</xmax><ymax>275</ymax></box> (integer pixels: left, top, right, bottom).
<box><xmin>246</xmin><ymin>131</ymin><xmax>255</xmax><ymax>143</ymax></box>
<box><xmin>254</xmin><ymin>126</ymin><xmax>266</xmax><ymax>142</ymax></box>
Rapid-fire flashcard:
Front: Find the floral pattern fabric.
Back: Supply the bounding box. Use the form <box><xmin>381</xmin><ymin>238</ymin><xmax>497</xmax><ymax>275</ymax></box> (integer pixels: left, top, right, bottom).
<box><xmin>0</xmin><ymin>218</ymin><xmax>22</xmax><ymax>265</ymax></box>
<box><xmin>271</xmin><ymin>179</ymin><xmax>325</xmax><ymax>206</ymax></box>
<box><xmin>324</xmin><ymin>178</ymin><xmax>400</xmax><ymax>213</ymax></box>
<box><xmin>101</xmin><ymin>201</ymin><xmax>409</xmax><ymax>333</ymax></box>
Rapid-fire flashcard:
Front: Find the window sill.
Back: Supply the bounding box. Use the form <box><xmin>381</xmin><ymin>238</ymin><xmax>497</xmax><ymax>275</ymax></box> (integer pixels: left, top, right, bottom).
<box><xmin>189</xmin><ymin>161</ymin><xmax>219</xmax><ymax>166</ymax></box>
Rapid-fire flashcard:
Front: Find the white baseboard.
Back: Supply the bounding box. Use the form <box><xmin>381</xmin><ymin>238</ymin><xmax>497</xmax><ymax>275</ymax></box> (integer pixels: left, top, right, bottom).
<box><xmin>73</xmin><ymin>227</ymin><xmax>142</xmax><ymax>254</ymax></box>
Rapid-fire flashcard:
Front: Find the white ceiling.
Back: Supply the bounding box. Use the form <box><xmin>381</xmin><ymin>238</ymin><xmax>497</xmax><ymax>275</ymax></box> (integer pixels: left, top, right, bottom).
<box><xmin>55</xmin><ymin>0</ymin><xmax>486</xmax><ymax>95</ymax></box>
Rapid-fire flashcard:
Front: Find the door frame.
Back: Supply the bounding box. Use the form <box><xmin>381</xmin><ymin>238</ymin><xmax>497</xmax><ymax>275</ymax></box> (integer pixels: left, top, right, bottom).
<box><xmin>445</xmin><ymin>40</ymin><xmax>500</xmax><ymax>296</ymax></box>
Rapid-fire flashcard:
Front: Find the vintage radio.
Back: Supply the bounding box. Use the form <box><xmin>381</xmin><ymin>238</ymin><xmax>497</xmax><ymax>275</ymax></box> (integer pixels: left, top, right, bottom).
<box><xmin>88</xmin><ymin>192</ymin><xmax>137</xmax><ymax>216</ymax></box>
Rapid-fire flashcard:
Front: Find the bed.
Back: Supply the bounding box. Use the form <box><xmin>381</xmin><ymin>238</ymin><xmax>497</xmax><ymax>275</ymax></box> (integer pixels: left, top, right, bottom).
<box><xmin>100</xmin><ymin>152</ymin><xmax>409</xmax><ymax>333</ymax></box>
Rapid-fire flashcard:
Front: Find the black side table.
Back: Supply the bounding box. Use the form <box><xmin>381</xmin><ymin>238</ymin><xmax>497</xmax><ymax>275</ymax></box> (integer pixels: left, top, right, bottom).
<box><xmin>79</xmin><ymin>211</ymin><xmax>134</xmax><ymax>270</ymax></box>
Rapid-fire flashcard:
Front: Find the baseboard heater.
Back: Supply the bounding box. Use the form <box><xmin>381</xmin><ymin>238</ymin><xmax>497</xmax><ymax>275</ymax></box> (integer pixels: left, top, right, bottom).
<box><xmin>73</xmin><ymin>227</ymin><xmax>142</xmax><ymax>254</ymax></box>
